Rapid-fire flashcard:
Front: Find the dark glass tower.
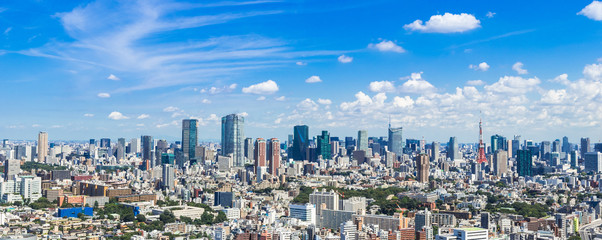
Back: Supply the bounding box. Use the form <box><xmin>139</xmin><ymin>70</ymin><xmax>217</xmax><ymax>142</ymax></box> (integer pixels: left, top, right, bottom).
<box><xmin>182</xmin><ymin>119</ymin><xmax>198</xmax><ymax>164</ymax></box>
<box><xmin>517</xmin><ymin>149</ymin><xmax>532</xmax><ymax>177</ymax></box>
<box><xmin>292</xmin><ymin>125</ymin><xmax>309</xmax><ymax>161</ymax></box>
<box><xmin>317</xmin><ymin>131</ymin><xmax>332</xmax><ymax>160</ymax></box>
<box><xmin>221</xmin><ymin>114</ymin><xmax>245</xmax><ymax>167</ymax></box>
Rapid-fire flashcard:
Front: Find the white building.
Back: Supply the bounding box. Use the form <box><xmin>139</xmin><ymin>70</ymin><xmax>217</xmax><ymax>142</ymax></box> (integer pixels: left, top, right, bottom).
<box><xmin>221</xmin><ymin>208</ymin><xmax>241</xmax><ymax>220</ymax></box>
<box><xmin>289</xmin><ymin>203</ymin><xmax>316</xmax><ymax>225</ymax></box>
<box><xmin>436</xmin><ymin>228</ymin><xmax>488</xmax><ymax>240</ymax></box>
<box><xmin>0</xmin><ymin>176</ymin><xmax>42</xmax><ymax>203</ymax></box>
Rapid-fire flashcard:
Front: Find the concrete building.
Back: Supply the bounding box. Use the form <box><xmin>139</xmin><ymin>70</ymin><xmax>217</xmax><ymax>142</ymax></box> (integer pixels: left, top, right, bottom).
<box><xmin>289</xmin><ymin>203</ymin><xmax>316</xmax><ymax>225</ymax></box>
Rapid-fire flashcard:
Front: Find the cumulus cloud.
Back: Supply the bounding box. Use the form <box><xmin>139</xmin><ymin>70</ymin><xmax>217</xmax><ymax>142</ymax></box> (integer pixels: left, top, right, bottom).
<box><xmin>242</xmin><ymin>80</ymin><xmax>279</xmax><ymax>94</ymax></box>
<box><xmin>275</xmin><ymin>96</ymin><xmax>286</xmax><ymax>101</ymax></box>
<box><xmin>512</xmin><ymin>62</ymin><xmax>528</xmax><ymax>74</ymax></box>
<box><xmin>200</xmin><ymin>84</ymin><xmax>237</xmax><ymax>94</ymax></box>
<box><xmin>369</xmin><ymin>81</ymin><xmax>396</xmax><ymax>93</ymax></box>
<box><xmin>400</xmin><ymin>72</ymin><xmax>436</xmax><ymax>93</ymax></box>
<box><xmin>404</xmin><ymin>13</ymin><xmax>481</xmax><ymax>33</ymax></box>
<box><xmin>368</xmin><ymin>40</ymin><xmax>405</xmax><ymax>53</ymax></box>
<box><xmin>107</xmin><ymin>74</ymin><xmax>120</xmax><ymax>81</ymax></box>
<box><xmin>297</xmin><ymin>98</ymin><xmax>319</xmax><ymax>112</ymax></box>
<box><xmin>466</xmin><ymin>80</ymin><xmax>485</xmax><ymax>86</ymax></box>
<box><xmin>83</xmin><ymin>113</ymin><xmax>94</xmax><ymax>117</ymax></box>
<box><xmin>338</xmin><ymin>55</ymin><xmax>353</xmax><ymax>63</ymax></box>
<box><xmin>583</xmin><ymin>63</ymin><xmax>602</xmax><ymax>81</ymax></box>
<box><xmin>579</xmin><ymin>1</ymin><xmax>602</xmax><ymax>21</ymax></box>
<box><xmin>305</xmin><ymin>76</ymin><xmax>322</xmax><ymax>83</ymax></box>
<box><xmin>97</xmin><ymin>92</ymin><xmax>110</xmax><ymax>98</ymax></box>
<box><xmin>484</xmin><ymin>76</ymin><xmax>540</xmax><ymax>95</ymax></box>
<box><xmin>163</xmin><ymin>106</ymin><xmax>179</xmax><ymax>112</ymax></box>
<box><xmin>318</xmin><ymin>98</ymin><xmax>332</xmax><ymax>105</ymax></box>
<box><xmin>238</xmin><ymin>112</ymin><xmax>249</xmax><ymax>118</ymax></box>
<box><xmin>108</xmin><ymin>111</ymin><xmax>129</xmax><ymax>120</ymax></box>
<box><xmin>469</xmin><ymin>62</ymin><xmax>490</xmax><ymax>71</ymax></box>
<box><xmin>137</xmin><ymin>114</ymin><xmax>150</xmax><ymax>119</ymax></box>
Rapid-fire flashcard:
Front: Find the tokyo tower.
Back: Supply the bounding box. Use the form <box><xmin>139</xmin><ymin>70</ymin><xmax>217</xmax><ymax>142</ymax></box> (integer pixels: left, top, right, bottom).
<box><xmin>477</xmin><ymin>119</ymin><xmax>487</xmax><ymax>164</ymax></box>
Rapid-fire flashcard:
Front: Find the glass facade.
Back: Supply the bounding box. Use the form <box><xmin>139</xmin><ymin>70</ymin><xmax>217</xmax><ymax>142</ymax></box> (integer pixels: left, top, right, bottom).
<box><xmin>292</xmin><ymin>125</ymin><xmax>309</xmax><ymax>161</ymax></box>
<box><xmin>182</xmin><ymin>119</ymin><xmax>198</xmax><ymax>164</ymax></box>
<box><xmin>221</xmin><ymin>114</ymin><xmax>245</xmax><ymax>167</ymax></box>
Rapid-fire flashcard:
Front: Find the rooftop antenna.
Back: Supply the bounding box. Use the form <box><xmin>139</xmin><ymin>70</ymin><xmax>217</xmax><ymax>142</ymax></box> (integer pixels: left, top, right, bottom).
<box><xmin>477</xmin><ymin>112</ymin><xmax>487</xmax><ymax>164</ymax></box>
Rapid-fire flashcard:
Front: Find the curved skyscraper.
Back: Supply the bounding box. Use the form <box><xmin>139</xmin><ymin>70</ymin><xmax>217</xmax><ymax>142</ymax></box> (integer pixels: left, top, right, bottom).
<box><xmin>182</xmin><ymin>119</ymin><xmax>198</xmax><ymax>164</ymax></box>
<box><xmin>388</xmin><ymin>126</ymin><xmax>403</xmax><ymax>156</ymax></box>
<box><xmin>221</xmin><ymin>114</ymin><xmax>245</xmax><ymax>167</ymax></box>
<box><xmin>292</xmin><ymin>125</ymin><xmax>309</xmax><ymax>161</ymax></box>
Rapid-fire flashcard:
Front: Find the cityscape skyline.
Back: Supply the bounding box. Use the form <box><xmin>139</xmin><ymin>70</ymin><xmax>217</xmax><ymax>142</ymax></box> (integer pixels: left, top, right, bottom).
<box><xmin>1</xmin><ymin>0</ymin><xmax>602</xmax><ymax>141</ymax></box>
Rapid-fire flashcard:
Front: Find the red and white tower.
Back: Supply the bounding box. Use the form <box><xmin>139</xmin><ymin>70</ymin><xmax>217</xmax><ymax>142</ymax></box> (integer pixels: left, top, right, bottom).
<box><xmin>477</xmin><ymin>119</ymin><xmax>487</xmax><ymax>164</ymax></box>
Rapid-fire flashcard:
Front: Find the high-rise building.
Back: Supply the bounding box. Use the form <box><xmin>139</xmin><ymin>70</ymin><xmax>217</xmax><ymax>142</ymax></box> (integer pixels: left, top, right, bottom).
<box><xmin>388</xmin><ymin>126</ymin><xmax>403</xmax><ymax>156</ymax></box>
<box><xmin>130</xmin><ymin>138</ymin><xmax>140</xmax><ymax>154</ymax></box>
<box><xmin>141</xmin><ymin>135</ymin><xmax>154</xmax><ymax>167</ymax></box>
<box><xmin>540</xmin><ymin>141</ymin><xmax>551</xmax><ymax>160</ymax></box>
<box><xmin>100</xmin><ymin>138</ymin><xmax>111</xmax><ymax>148</ymax></box>
<box><xmin>416</xmin><ymin>154</ymin><xmax>429</xmax><ymax>183</ymax></box>
<box><xmin>267</xmin><ymin>138</ymin><xmax>280</xmax><ymax>176</ymax></box>
<box><xmin>4</xmin><ymin>160</ymin><xmax>20</xmax><ymax>181</ymax></box>
<box><xmin>570</xmin><ymin>150</ymin><xmax>578</xmax><ymax>169</ymax></box>
<box><xmin>182</xmin><ymin>119</ymin><xmax>198</xmax><ymax>164</ymax></box>
<box><xmin>214</xmin><ymin>191</ymin><xmax>234</xmax><ymax>207</ymax></box>
<box><xmin>552</xmin><ymin>139</ymin><xmax>561</xmax><ymax>153</ymax></box>
<box><xmin>292</xmin><ymin>125</ymin><xmax>309</xmax><ymax>161</ymax></box>
<box><xmin>357</xmin><ymin>130</ymin><xmax>368</xmax><ymax>151</ymax></box>
<box><xmin>116</xmin><ymin>138</ymin><xmax>125</xmax><ymax>161</ymax></box>
<box><xmin>317</xmin><ymin>131</ymin><xmax>332</xmax><ymax>160</ymax></box>
<box><xmin>221</xmin><ymin>114</ymin><xmax>245</xmax><ymax>167</ymax></box>
<box><xmin>415</xmin><ymin>209</ymin><xmax>431</xmax><ymax>231</ymax></box>
<box><xmin>491</xmin><ymin>134</ymin><xmax>507</xmax><ymax>153</ymax></box>
<box><xmin>244</xmin><ymin>138</ymin><xmax>254</xmax><ymax>163</ymax></box>
<box><xmin>581</xmin><ymin>137</ymin><xmax>591</xmax><ymax>159</ymax></box>
<box><xmin>512</xmin><ymin>135</ymin><xmax>521</xmax><ymax>158</ymax></box>
<box><xmin>481</xmin><ymin>212</ymin><xmax>490</xmax><ymax>230</ymax></box>
<box><xmin>493</xmin><ymin>150</ymin><xmax>508</xmax><ymax>177</ymax></box>
<box><xmin>309</xmin><ymin>189</ymin><xmax>339</xmax><ymax>214</ymax></box>
<box><xmin>447</xmin><ymin>137</ymin><xmax>460</xmax><ymax>160</ymax></box>
<box><xmin>162</xmin><ymin>164</ymin><xmax>175</xmax><ymax>191</ymax></box>
<box><xmin>37</xmin><ymin>132</ymin><xmax>48</xmax><ymax>163</ymax></box>
<box><xmin>430</xmin><ymin>142</ymin><xmax>440</xmax><ymax>162</ymax></box>
<box><xmin>289</xmin><ymin>203</ymin><xmax>316</xmax><ymax>225</ymax></box>
<box><xmin>517</xmin><ymin>150</ymin><xmax>532</xmax><ymax>177</ymax></box>
<box><xmin>562</xmin><ymin>136</ymin><xmax>570</xmax><ymax>153</ymax></box>
<box><xmin>254</xmin><ymin>138</ymin><xmax>266</xmax><ymax>174</ymax></box>
<box><xmin>584</xmin><ymin>152</ymin><xmax>602</xmax><ymax>173</ymax></box>
<box><xmin>345</xmin><ymin>137</ymin><xmax>355</xmax><ymax>150</ymax></box>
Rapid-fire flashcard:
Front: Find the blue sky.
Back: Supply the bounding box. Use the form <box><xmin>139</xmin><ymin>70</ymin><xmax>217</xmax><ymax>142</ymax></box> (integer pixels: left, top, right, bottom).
<box><xmin>1</xmin><ymin>0</ymin><xmax>602</xmax><ymax>143</ymax></box>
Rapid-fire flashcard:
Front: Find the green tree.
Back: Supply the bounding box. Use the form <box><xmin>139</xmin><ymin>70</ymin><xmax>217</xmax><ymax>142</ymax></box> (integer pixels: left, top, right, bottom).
<box><xmin>214</xmin><ymin>211</ymin><xmax>228</xmax><ymax>223</ymax></box>
<box><xmin>200</xmin><ymin>212</ymin><xmax>214</xmax><ymax>225</ymax></box>
<box><xmin>136</xmin><ymin>214</ymin><xmax>147</xmax><ymax>222</ymax></box>
<box><xmin>160</xmin><ymin>210</ymin><xmax>176</xmax><ymax>224</ymax></box>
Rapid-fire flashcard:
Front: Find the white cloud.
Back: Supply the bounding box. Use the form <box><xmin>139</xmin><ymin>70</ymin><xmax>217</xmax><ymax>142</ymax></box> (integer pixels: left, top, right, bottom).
<box><xmin>275</xmin><ymin>96</ymin><xmax>286</xmax><ymax>101</ymax></box>
<box><xmin>469</xmin><ymin>62</ymin><xmax>490</xmax><ymax>71</ymax></box>
<box><xmin>83</xmin><ymin>113</ymin><xmax>94</xmax><ymax>117</ymax></box>
<box><xmin>512</xmin><ymin>62</ymin><xmax>528</xmax><ymax>74</ymax></box>
<box><xmin>238</xmin><ymin>112</ymin><xmax>248</xmax><ymax>118</ymax></box>
<box><xmin>201</xmin><ymin>99</ymin><xmax>211</xmax><ymax>104</ymax></box>
<box><xmin>296</xmin><ymin>61</ymin><xmax>307</xmax><ymax>66</ymax></box>
<box><xmin>404</xmin><ymin>13</ymin><xmax>481</xmax><ymax>33</ymax></box>
<box><xmin>583</xmin><ymin>63</ymin><xmax>602</xmax><ymax>81</ymax></box>
<box><xmin>242</xmin><ymin>80</ymin><xmax>279</xmax><ymax>94</ymax></box>
<box><xmin>297</xmin><ymin>98</ymin><xmax>319</xmax><ymax>112</ymax></box>
<box><xmin>540</xmin><ymin>89</ymin><xmax>569</xmax><ymax>104</ymax></box>
<box><xmin>107</xmin><ymin>74</ymin><xmax>120</xmax><ymax>81</ymax></box>
<box><xmin>137</xmin><ymin>114</ymin><xmax>150</xmax><ymax>119</ymax></box>
<box><xmin>4</xmin><ymin>27</ymin><xmax>12</xmax><ymax>35</ymax></box>
<box><xmin>163</xmin><ymin>106</ymin><xmax>179</xmax><ymax>112</ymax></box>
<box><xmin>305</xmin><ymin>76</ymin><xmax>322</xmax><ymax>83</ymax></box>
<box><xmin>317</xmin><ymin>98</ymin><xmax>332</xmax><ymax>105</ymax></box>
<box><xmin>579</xmin><ymin>1</ymin><xmax>602</xmax><ymax>21</ymax></box>
<box><xmin>338</xmin><ymin>55</ymin><xmax>353</xmax><ymax>63</ymax></box>
<box><xmin>466</xmin><ymin>80</ymin><xmax>485</xmax><ymax>86</ymax></box>
<box><xmin>108</xmin><ymin>111</ymin><xmax>129</xmax><ymax>120</ymax></box>
<box><xmin>486</xmin><ymin>11</ymin><xmax>496</xmax><ymax>18</ymax></box>
<box><xmin>369</xmin><ymin>81</ymin><xmax>396</xmax><ymax>93</ymax></box>
<box><xmin>156</xmin><ymin>120</ymin><xmax>178</xmax><ymax>128</ymax></box>
<box><xmin>392</xmin><ymin>96</ymin><xmax>415</xmax><ymax>108</ymax></box>
<box><xmin>400</xmin><ymin>72</ymin><xmax>436</xmax><ymax>93</ymax></box>
<box><xmin>97</xmin><ymin>92</ymin><xmax>110</xmax><ymax>98</ymax></box>
<box><xmin>256</xmin><ymin>96</ymin><xmax>266</xmax><ymax>101</ymax></box>
<box><xmin>368</xmin><ymin>40</ymin><xmax>405</xmax><ymax>53</ymax></box>
<box><xmin>484</xmin><ymin>76</ymin><xmax>540</xmax><ymax>95</ymax></box>
<box><xmin>201</xmin><ymin>84</ymin><xmax>237</xmax><ymax>94</ymax></box>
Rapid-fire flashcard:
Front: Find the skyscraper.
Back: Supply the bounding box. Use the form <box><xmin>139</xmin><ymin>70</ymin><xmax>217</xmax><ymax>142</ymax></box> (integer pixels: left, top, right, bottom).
<box><xmin>388</xmin><ymin>126</ymin><xmax>403</xmax><ymax>156</ymax></box>
<box><xmin>430</xmin><ymin>142</ymin><xmax>440</xmax><ymax>162</ymax></box>
<box><xmin>581</xmin><ymin>137</ymin><xmax>591</xmax><ymax>159</ymax></box>
<box><xmin>357</xmin><ymin>130</ymin><xmax>368</xmax><ymax>151</ymax></box>
<box><xmin>540</xmin><ymin>141</ymin><xmax>551</xmax><ymax>160</ymax></box>
<box><xmin>267</xmin><ymin>138</ymin><xmax>280</xmax><ymax>176</ymax></box>
<box><xmin>37</xmin><ymin>132</ymin><xmax>48</xmax><ymax>163</ymax></box>
<box><xmin>447</xmin><ymin>137</ymin><xmax>460</xmax><ymax>160</ymax></box>
<box><xmin>182</xmin><ymin>119</ymin><xmax>198</xmax><ymax>164</ymax></box>
<box><xmin>512</xmin><ymin>135</ymin><xmax>521</xmax><ymax>158</ymax></box>
<box><xmin>244</xmin><ymin>138</ymin><xmax>254</xmax><ymax>163</ymax></box>
<box><xmin>254</xmin><ymin>138</ymin><xmax>266</xmax><ymax>174</ymax></box>
<box><xmin>292</xmin><ymin>125</ymin><xmax>309</xmax><ymax>161</ymax></box>
<box><xmin>517</xmin><ymin>149</ymin><xmax>532</xmax><ymax>177</ymax></box>
<box><xmin>491</xmin><ymin>134</ymin><xmax>507</xmax><ymax>153</ymax></box>
<box><xmin>416</xmin><ymin>153</ymin><xmax>429</xmax><ymax>183</ymax></box>
<box><xmin>493</xmin><ymin>150</ymin><xmax>508</xmax><ymax>177</ymax></box>
<box><xmin>584</xmin><ymin>152</ymin><xmax>602</xmax><ymax>173</ymax></box>
<box><xmin>562</xmin><ymin>136</ymin><xmax>570</xmax><ymax>153</ymax></box>
<box><xmin>4</xmin><ymin>159</ymin><xmax>20</xmax><ymax>181</ymax></box>
<box><xmin>221</xmin><ymin>114</ymin><xmax>245</xmax><ymax>167</ymax></box>
<box><xmin>162</xmin><ymin>164</ymin><xmax>175</xmax><ymax>191</ymax></box>
<box><xmin>100</xmin><ymin>138</ymin><xmax>111</xmax><ymax>149</ymax></box>
<box><xmin>116</xmin><ymin>138</ymin><xmax>126</xmax><ymax>161</ymax></box>
<box><xmin>415</xmin><ymin>209</ymin><xmax>432</xmax><ymax>231</ymax></box>
<box><xmin>317</xmin><ymin>131</ymin><xmax>332</xmax><ymax>160</ymax></box>
<box><xmin>141</xmin><ymin>135</ymin><xmax>154</xmax><ymax>168</ymax></box>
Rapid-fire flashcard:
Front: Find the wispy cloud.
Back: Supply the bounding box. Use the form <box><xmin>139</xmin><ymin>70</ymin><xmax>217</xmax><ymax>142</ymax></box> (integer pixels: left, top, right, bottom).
<box><xmin>449</xmin><ymin>29</ymin><xmax>535</xmax><ymax>49</ymax></box>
